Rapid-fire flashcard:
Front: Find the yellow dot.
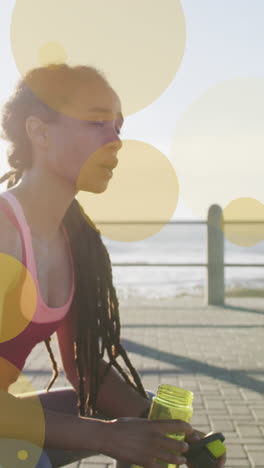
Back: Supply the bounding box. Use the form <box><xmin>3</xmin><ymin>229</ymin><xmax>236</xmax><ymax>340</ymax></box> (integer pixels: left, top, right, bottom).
<box><xmin>223</xmin><ymin>197</ymin><xmax>264</xmax><ymax>246</ymax></box>
<box><xmin>0</xmin><ymin>254</ymin><xmax>37</xmax><ymax>343</ymax></box>
<box><xmin>17</xmin><ymin>450</ymin><xmax>28</xmax><ymax>460</ymax></box>
<box><xmin>76</xmin><ymin>139</ymin><xmax>179</xmax><ymax>241</ymax></box>
<box><xmin>11</xmin><ymin>0</ymin><xmax>185</xmax><ymax>116</ymax></box>
<box><xmin>0</xmin><ymin>362</ymin><xmax>45</xmax><ymax>467</ymax></box>
<box><xmin>171</xmin><ymin>78</ymin><xmax>264</xmax><ymax>219</ymax></box>
<box><xmin>38</xmin><ymin>41</ymin><xmax>67</xmax><ymax>66</ymax></box>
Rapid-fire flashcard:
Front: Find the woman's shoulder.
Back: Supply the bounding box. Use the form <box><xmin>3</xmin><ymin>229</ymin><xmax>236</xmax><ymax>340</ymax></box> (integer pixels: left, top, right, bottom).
<box><xmin>0</xmin><ymin>196</ymin><xmax>22</xmax><ymax>262</ymax></box>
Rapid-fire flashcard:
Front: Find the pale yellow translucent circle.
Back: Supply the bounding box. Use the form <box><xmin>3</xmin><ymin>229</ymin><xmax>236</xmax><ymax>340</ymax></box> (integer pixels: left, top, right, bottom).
<box><xmin>76</xmin><ymin>140</ymin><xmax>179</xmax><ymax>241</ymax></box>
<box><xmin>171</xmin><ymin>78</ymin><xmax>264</xmax><ymax>220</ymax></box>
<box><xmin>0</xmin><ymin>253</ymin><xmax>37</xmax><ymax>343</ymax></box>
<box><xmin>11</xmin><ymin>0</ymin><xmax>185</xmax><ymax>116</ymax></box>
<box><xmin>223</xmin><ymin>198</ymin><xmax>264</xmax><ymax>246</ymax></box>
<box><xmin>17</xmin><ymin>450</ymin><xmax>28</xmax><ymax>460</ymax></box>
<box><xmin>0</xmin><ymin>360</ymin><xmax>45</xmax><ymax>468</ymax></box>
<box><xmin>39</xmin><ymin>41</ymin><xmax>67</xmax><ymax>66</ymax></box>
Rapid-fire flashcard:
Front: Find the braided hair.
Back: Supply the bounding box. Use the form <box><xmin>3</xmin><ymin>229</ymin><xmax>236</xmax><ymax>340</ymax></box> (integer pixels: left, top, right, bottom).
<box><xmin>0</xmin><ymin>64</ymin><xmax>148</xmax><ymax>416</ymax></box>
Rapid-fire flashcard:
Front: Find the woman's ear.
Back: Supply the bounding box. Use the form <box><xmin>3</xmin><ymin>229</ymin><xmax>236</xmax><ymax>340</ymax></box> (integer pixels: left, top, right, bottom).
<box><xmin>25</xmin><ymin>115</ymin><xmax>48</xmax><ymax>149</ymax></box>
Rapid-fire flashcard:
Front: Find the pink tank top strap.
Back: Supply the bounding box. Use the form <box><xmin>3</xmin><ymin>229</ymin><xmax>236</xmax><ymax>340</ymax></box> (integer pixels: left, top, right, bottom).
<box><xmin>0</xmin><ymin>192</ymin><xmax>50</xmax><ymax>285</ymax></box>
<box><xmin>0</xmin><ymin>192</ymin><xmax>29</xmax><ymax>230</ymax></box>
<box><xmin>0</xmin><ymin>194</ymin><xmax>27</xmax><ymax>264</ymax></box>
<box><xmin>0</xmin><ymin>191</ymin><xmax>75</xmax><ymax>321</ymax></box>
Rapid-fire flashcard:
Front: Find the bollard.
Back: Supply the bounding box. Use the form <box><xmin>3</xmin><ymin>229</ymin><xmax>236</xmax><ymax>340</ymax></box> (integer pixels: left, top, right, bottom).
<box><xmin>206</xmin><ymin>205</ymin><xmax>225</xmax><ymax>305</ymax></box>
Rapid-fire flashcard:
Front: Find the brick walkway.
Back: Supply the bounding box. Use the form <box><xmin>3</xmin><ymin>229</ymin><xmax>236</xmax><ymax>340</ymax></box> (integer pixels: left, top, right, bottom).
<box><xmin>22</xmin><ymin>297</ymin><xmax>264</xmax><ymax>468</ymax></box>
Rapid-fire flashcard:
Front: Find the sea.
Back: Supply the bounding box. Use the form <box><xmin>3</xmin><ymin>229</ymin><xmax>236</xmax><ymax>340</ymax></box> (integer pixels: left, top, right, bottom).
<box><xmin>102</xmin><ymin>223</ymin><xmax>264</xmax><ymax>305</ymax></box>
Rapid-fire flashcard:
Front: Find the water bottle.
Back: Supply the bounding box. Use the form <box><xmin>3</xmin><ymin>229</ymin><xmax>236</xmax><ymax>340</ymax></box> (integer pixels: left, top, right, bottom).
<box><xmin>133</xmin><ymin>384</ymin><xmax>193</xmax><ymax>468</ymax></box>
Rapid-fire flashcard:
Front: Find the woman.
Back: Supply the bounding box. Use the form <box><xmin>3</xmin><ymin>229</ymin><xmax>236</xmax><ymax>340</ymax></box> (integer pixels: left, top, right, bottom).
<box><xmin>0</xmin><ymin>64</ymin><xmax>225</xmax><ymax>468</ymax></box>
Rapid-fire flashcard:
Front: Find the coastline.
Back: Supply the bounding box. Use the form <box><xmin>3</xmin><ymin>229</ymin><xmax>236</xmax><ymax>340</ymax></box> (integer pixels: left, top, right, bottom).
<box><xmin>117</xmin><ymin>292</ymin><xmax>264</xmax><ymax>310</ymax></box>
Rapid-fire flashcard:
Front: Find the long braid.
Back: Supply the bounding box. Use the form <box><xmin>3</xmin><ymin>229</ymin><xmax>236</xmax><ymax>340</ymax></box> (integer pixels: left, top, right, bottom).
<box><xmin>0</xmin><ymin>63</ymin><xmax>149</xmax><ymax>418</ymax></box>
<box><xmin>62</xmin><ymin>200</ymin><xmax>149</xmax><ymax>416</ymax></box>
<box><xmin>44</xmin><ymin>337</ymin><xmax>59</xmax><ymax>392</ymax></box>
<box><xmin>95</xmin><ymin>235</ymin><xmax>146</xmax><ymax>394</ymax></box>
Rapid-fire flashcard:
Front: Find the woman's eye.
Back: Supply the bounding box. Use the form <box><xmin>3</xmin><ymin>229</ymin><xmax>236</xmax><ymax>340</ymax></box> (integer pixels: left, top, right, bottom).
<box><xmin>88</xmin><ymin>121</ymin><xmax>122</xmax><ymax>136</ymax></box>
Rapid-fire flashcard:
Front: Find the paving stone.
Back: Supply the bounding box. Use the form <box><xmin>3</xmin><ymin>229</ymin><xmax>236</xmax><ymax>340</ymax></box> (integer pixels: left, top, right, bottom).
<box><xmin>245</xmin><ymin>444</ymin><xmax>264</xmax><ymax>451</ymax></box>
<box><xmin>252</xmin><ymin>409</ymin><xmax>264</xmax><ymax>421</ymax></box>
<box><xmin>210</xmin><ymin>418</ymin><xmax>235</xmax><ymax>431</ymax></box>
<box><xmin>226</xmin><ymin>444</ymin><xmax>248</xmax><ymax>458</ymax></box>
<box><xmin>231</xmin><ymin>413</ymin><xmax>259</xmax><ymax>421</ymax></box>
<box><xmin>248</xmin><ymin>450</ymin><xmax>264</xmax><ymax>466</ymax></box>
<box><xmin>228</xmin><ymin>405</ymin><xmax>253</xmax><ymax>415</ymax></box>
<box><xmin>237</xmin><ymin>424</ymin><xmax>262</xmax><ymax>438</ymax></box>
<box><xmin>204</xmin><ymin>398</ymin><xmax>228</xmax><ymax>410</ymax></box>
<box><xmin>225</xmin><ymin>460</ymin><xmax>250</xmax><ymax>466</ymax></box>
<box><xmin>241</xmin><ymin>391</ymin><xmax>264</xmax><ymax>401</ymax></box>
<box><xmin>191</xmin><ymin>414</ymin><xmax>210</xmax><ymax>425</ymax></box>
<box><xmin>241</xmin><ymin>438</ymin><xmax>264</xmax><ymax>444</ymax></box>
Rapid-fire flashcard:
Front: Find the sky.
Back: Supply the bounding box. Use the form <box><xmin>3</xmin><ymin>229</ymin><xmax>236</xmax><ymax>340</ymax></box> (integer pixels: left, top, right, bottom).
<box><xmin>0</xmin><ymin>0</ymin><xmax>263</xmax><ymax>220</ymax></box>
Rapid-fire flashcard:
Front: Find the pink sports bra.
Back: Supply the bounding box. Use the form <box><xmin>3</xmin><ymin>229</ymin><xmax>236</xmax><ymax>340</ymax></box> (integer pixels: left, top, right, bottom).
<box><xmin>0</xmin><ymin>191</ymin><xmax>75</xmax><ymax>388</ymax></box>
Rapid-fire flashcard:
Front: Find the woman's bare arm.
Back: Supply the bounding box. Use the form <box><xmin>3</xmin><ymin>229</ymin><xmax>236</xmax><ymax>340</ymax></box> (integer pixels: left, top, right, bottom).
<box><xmin>1</xmin><ymin>389</ymin><xmax>193</xmax><ymax>466</ymax></box>
<box><xmin>0</xmin><ymin>389</ymin><xmax>105</xmax><ymax>451</ymax></box>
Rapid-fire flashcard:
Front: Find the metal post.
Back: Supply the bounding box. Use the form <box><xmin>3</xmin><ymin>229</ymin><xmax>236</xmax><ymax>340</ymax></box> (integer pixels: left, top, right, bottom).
<box><xmin>206</xmin><ymin>204</ymin><xmax>225</xmax><ymax>305</ymax></box>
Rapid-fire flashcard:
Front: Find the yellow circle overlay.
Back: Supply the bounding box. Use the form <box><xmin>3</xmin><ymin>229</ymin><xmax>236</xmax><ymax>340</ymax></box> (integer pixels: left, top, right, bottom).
<box><xmin>17</xmin><ymin>450</ymin><xmax>28</xmax><ymax>460</ymax></box>
<box><xmin>39</xmin><ymin>41</ymin><xmax>67</xmax><ymax>66</ymax></box>
<box><xmin>171</xmin><ymin>78</ymin><xmax>264</xmax><ymax>219</ymax></box>
<box><xmin>76</xmin><ymin>140</ymin><xmax>179</xmax><ymax>241</ymax></box>
<box><xmin>223</xmin><ymin>198</ymin><xmax>264</xmax><ymax>246</ymax></box>
<box><xmin>11</xmin><ymin>0</ymin><xmax>185</xmax><ymax>116</ymax></box>
<box><xmin>0</xmin><ymin>360</ymin><xmax>45</xmax><ymax>468</ymax></box>
<box><xmin>0</xmin><ymin>253</ymin><xmax>37</xmax><ymax>343</ymax></box>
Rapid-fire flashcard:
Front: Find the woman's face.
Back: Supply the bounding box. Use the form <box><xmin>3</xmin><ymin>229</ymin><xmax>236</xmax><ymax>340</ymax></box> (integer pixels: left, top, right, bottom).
<box><xmin>45</xmin><ymin>80</ymin><xmax>124</xmax><ymax>193</ymax></box>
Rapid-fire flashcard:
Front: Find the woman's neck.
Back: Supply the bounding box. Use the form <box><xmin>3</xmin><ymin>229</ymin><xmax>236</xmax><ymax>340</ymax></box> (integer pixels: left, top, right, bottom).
<box><xmin>9</xmin><ymin>171</ymin><xmax>76</xmax><ymax>243</ymax></box>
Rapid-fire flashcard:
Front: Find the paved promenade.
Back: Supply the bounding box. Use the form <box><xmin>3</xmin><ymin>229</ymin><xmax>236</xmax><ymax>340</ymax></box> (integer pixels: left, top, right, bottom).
<box><xmin>23</xmin><ymin>296</ymin><xmax>264</xmax><ymax>468</ymax></box>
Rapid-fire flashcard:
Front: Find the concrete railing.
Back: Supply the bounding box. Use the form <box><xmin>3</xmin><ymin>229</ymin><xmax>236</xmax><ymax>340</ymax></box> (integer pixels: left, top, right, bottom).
<box><xmin>206</xmin><ymin>205</ymin><xmax>225</xmax><ymax>306</ymax></box>
<box><xmin>97</xmin><ymin>205</ymin><xmax>264</xmax><ymax>306</ymax></box>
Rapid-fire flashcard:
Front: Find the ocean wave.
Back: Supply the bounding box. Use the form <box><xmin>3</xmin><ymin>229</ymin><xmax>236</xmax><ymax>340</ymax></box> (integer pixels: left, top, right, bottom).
<box><xmin>115</xmin><ymin>283</ymin><xmax>264</xmax><ymax>303</ymax></box>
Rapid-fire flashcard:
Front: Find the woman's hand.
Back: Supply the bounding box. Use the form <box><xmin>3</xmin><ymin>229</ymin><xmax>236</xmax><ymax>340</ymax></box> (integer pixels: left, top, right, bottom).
<box><xmin>185</xmin><ymin>429</ymin><xmax>227</xmax><ymax>468</ymax></box>
<box><xmin>101</xmin><ymin>417</ymin><xmax>193</xmax><ymax>467</ymax></box>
